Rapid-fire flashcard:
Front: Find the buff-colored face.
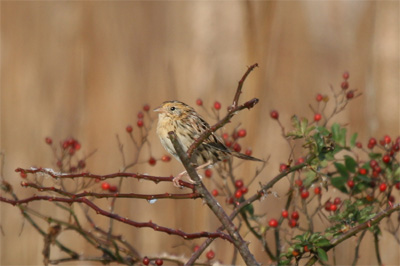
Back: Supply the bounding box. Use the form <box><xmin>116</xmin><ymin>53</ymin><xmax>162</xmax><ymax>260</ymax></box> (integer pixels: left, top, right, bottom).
<box><xmin>153</xmin><ymin>101</ymin><xmax>193</xmax><ymax>120</ymax></box>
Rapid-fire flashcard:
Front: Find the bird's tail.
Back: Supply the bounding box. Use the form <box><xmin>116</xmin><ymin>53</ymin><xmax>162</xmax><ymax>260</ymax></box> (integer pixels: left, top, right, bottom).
<box><xmin>231</xmin><ymin>151</ymin><xmax>264</xmax><ymax>162</ymax></box>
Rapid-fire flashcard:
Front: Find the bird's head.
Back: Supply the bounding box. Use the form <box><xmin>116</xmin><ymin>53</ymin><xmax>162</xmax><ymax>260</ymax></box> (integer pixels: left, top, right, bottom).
<box><xmin>154</xmin><ymin>101</ymin><xmax>194</xmax><ymax>120</ymax></box>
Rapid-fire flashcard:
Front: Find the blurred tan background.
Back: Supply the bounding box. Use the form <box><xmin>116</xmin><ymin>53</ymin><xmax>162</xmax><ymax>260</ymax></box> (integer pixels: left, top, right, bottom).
<box><xmin>1</xmin><ymin>1</ymin><xmax>399</xmax><ymax>265</ymax></box>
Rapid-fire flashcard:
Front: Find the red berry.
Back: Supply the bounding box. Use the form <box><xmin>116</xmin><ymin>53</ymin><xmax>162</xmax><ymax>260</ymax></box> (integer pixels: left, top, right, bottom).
<box><xmin>143</xmin><ymin>104</ymin><xmax>150</xmax><ymax>112</ymax></box>
<box><xmin>137</xmin><ymin>111</ymin><xmax>144</xmax><ymax>119</ymax></box>
<box><xmin>346</xmin><ymin>91</ymin><xmax>354</xmax><ymax>99</ymax></box>
<box><xmin>237</xmin><ymin>129</ymin><xmax>247</xmax><ymax>138</ymax></box>
<box><xmin>356</xmin><ymin>142</ymin><xmax>362</xmax><ymax>148</ymax></box>
<box><xmin>240</xmin><ymin>187</ymin><xmax>249</xmax><ymax>194</ymax></box>
<box><xmin>296</xmin><ymin>157</ymin><xmax>305</xmax><ymax>164</ymax></box>
<box><xmin>205</xmin><ymin>169</ymin><xmax>212</xmax><ymax>178</ymax></box>
<box><xmin>383</xmin><ymin>135</ymin><xmax>391</xmax><ymax>144</ymax></box>
<box><xmin>304</xmin><ymin>245</ymin><xmax>310</xmax><ymax>252</ymax></box>
<box><xmin>78</xmin><ymin>160</ymin><xmax>86</xmax><ymax>169</ymax></box>
<box><xmin>325</xmin><ymin>201</ymin><xmax>332</xmax><ymax>211</ymax></box>
<box><xmin>193</xmin><ymin>245</ymin><xmax>200</xmax><ymax>252</ymax></box>
<box><xmin>213</xmin><ymin>101</ymin><xmax>221</xmax><ymax>110</ymax></box>
<box><xmin>270</xmin><ymin>110</ymin><xmax>279</xmax><ymax>119</ymax></box>
<box><xmin>291</xmin><ymin>211</ymin><xmax>299</xmax><ymax>220</ymax></box>
<box><xmin>235</xmin><ymin>180</ymin><xmax>244</xmax><ymax>189</ymax></box>
<box><xmin>137</xmin><ymin>119</ymin><xmax>144</xmax><ymax>128</ymax></box>
<box><xmin>347</xmin><ymin>180</ymin><xmax>355</xmax><ymax>188</ymax></box>
<box><xmin>245</xmin><ymin>148</ymin><xmax>252</xmax><ymax>156</ymax></box>
<box><xmin>316</xmin><ymin>93</ymin><xmax>323</xmax><ymax>102</ymax></box>
<box><xmin>314</xmin><ymin>113</ymin><xmax>322</xmax><ymax>122</ymax></box>
<box><xmin>196</xmin><ymin>99</ymin><xmax>203</xmax><ymax>106</ymax></box>
<box><xmin>372</xmin><ymin>170</ymin><xmax>380</xmax><ymax>178</ymax></box>
<box><xmin>295</xmin><ymin>179</ymin><xmax>303</xmax><ymax>187</ymax></box>
<box><xmin>212</xmin><ymin>189</ymin><xmax>219</xmax><ymax>197</ymax></box>
<box><xmin>281</xmin><ymin>210</ymin><xmax>289</xmax><ymax>218</ymax></box>
<box><xmin>126</xmin><ymin>125</ymin><xmax>133</xmax><ymax>133</ymax></box>
<box><xmin>101</xmin><ymin>182</ymin><xmax>110</xmax><ymax>190</ymax></box>
<box><xmin>369</xmin><ymin>160</ymin><xmax>378</xmax><ymax>168</ymax></box>
<box><xmin>74</xmin><ymin>141</ymin><xmax>81</xmax><ymax>150</ymax></box>
<box><xmin>233</xmin><ymin>143</ymin><xmax>241</xmax><ymax>152</ymax></box>
<box><xmin>234</xmin><ymin>190</ymin><xmax>243</xmax><ymax>199</ymax></box>
<box><xmin>148</xmin><ymin>157</ymin><xmax>156</xmax><ymax>166</ymax></box>
<box><xmin>388</xmin><ymin>195</ymin><xmax>395</xmax><ymax>203</ymax></box>
<box><xmin>342</xmin><ymin>71</ymin><xmax>350</xmax><ymax>80</ymax></box>
<box><xmin>288</xmin><ymin>219</ymin><xmax>297</xmax><ymax>228</ymax></box>
<box><xmin>109</xmin><ymin>185</ymin><xmax>118</xmax><ymax>192</ymax></box>
<box><xmin>369</xmin><ymin>137</ymin><xmax>377</xmax><ymax>146</ymax></box>
<box><xmin>341</xmin><ymin>81</ymin><xmax>349</xmax><ymax>90</ymax></box>
<box><xmin>314</xmin><ymin>187</ymin><xmax>321</xmax><ymax>195</ymax></box>
<box><xmin>224</xmin><ymin>140</ymin><xmax>232</xmax><ymax>147</ymax></box>
<box><xmin>392</xmin><ymin>143</ymin><xmax>399</xmax><ymax>152</ymax></box>
<box><xmin>368</xmin><ymin>143</ymin><xmax>375</xmax><ymax>149</ymax></box>
<box><xmin>155</xmin><ymin>259</ymin><xmax>163</xmax><ymax>266</ymax></box>
<box><xmin>143</xmin><ymin>257</ymin><xmax>150</xmax><ymax>265</ymax></box>
<box><xmin>20</xmin><ymin>172</ymin><xmax>27</xmax><ymax>178</ymax></box>
<box><xmin>379</xmin><ymin>183</ymin><xmax>387</xmax><ymax>192</ymax></box>
<box><xmin>330</xmin><ymin>204</ymin><xmax>337</xmax><ymax>212</ymax></box>
<box><xmin>382</xmin><ymin>154</ymin><xmax>391</xmax><ymax>164</ymax></box>
<box><xmin>279</xmin><ymin>163</ymin><xmax>288</xmax><ymax>172</ymax></box>
<box><xmin>333</xmin><ymin>197</ymin><xmax>341</xmax><ymax>205</ymax></box>
<box><xmin>396</xmin><ymin>182</ymin><xmax>400</xmax><ymax>190</ymax></box>
<box><xmin>222</xmin><ymin>133</ymin><xmax>229</xmax><ymax>140</ymax></box>
<box><xmin>161</xmin><ymin>155</ymin><xmax>171</xmax><ymax>162</ymax></box>
<box><xmin>301</xmin><ymin>190</ymin><xmax>309</xmax><ymax>199</ymax></box>
<box><xmin>45</xmin><ymin>137</ymin><xmax>53</xmax><ymax>145</ymax></box>
<box><xmin>268</xmin><ymin>218</ymin><xmax>278</xmax><ymax>228</ymax></box>
<box><xmin>206</xmin><ymin>250</ymin><xmax>215</xmax><ymax>260</ymax></box>
<box><xmin>358</xmin><ymin>168</ymin><xmax>367</xmax><ymax>175</ymax></box>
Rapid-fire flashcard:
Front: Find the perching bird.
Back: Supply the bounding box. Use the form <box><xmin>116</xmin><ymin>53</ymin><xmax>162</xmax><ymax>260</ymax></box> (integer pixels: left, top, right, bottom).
<box><xmin>154</xmin><ymin>100</ymin><xmax>263</xmax><ymax>186</ymax></box>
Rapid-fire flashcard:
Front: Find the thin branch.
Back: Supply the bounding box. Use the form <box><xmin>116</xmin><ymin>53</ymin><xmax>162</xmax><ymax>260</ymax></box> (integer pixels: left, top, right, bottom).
<box><xmin>15</xmin><ymin>168</ymin><xmax>195</xmax><ymax>189</ymax></box>
<box><xmin>21</xmin><ymin>181</ymin><xmax>201</xmax><ymax>200</ymax></box>
<box><xmin>230</xmin><ymin>63</ymin><xmax>259</xmax><ymax>111</ymax></box>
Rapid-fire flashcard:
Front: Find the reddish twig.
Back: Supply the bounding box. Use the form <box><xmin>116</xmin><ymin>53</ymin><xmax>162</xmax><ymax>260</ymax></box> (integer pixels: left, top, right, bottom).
<box><xmin>15</xmin><ymin>168</ymin><xmax>195</xmax><ymax>189</ymax></box>
<box><xmin>21</xmin><ymin>181</ymin><xmax>201</xmax><ymax>200</ymax></box>
<box><xmin>229</xmin><ymin>63</ymin><xmax>259</xmax><ymax>111</ymax></box>
<box><xmin>0</xmin><ymin>195</ymin><xmax>233</xmax><ymax>243</ymax></box>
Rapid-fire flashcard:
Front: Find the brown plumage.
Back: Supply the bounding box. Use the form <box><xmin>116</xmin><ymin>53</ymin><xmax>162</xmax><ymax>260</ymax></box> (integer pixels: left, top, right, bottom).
<box><xmin>154</xmin><ymin>100</ymin><xmax>262</xmax><ymax>186</ymax></box>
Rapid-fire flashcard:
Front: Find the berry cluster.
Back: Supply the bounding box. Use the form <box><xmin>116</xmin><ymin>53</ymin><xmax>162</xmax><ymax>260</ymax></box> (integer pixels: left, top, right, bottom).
<box><xmin>44</xmin><ymin>137</ymin><xmax>87</xmax><ymax>173</ymax></box>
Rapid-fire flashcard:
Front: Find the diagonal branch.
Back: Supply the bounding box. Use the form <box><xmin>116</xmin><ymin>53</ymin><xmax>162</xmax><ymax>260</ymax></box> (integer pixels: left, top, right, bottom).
<box><xmin>168</xmin><ymin>131</ymin><xmax>260</xmax><ymax>266</ymax></box>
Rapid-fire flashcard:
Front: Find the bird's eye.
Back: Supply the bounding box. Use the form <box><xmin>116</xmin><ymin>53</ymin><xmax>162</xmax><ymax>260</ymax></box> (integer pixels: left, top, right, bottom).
<box><xmin>170</xmin><ymin>107</ymin><xmax>176</xmax><ymax>111</ymax></box>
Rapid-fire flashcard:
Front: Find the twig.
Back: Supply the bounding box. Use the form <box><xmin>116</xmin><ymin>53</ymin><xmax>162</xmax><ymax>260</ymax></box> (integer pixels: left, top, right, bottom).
<box><xmin>21</xmin><ymin>181</ymin><xmax>201</xmax><ymax>200</ymax></box>
<box><xmin>15</xmin><ymin>168</ymin><xmax>195</xmax><ymax>189</ymax></box>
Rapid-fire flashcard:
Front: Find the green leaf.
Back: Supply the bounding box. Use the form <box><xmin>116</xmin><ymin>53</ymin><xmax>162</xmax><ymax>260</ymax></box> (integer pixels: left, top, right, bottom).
<box><xmin>244</xmin><ymin>203</ymin><xmax>254</xmax><ymax>217</ymax></box>
<box><xmin>314</xmin><ymin>238</ymin><xmax>330</xmax><ymax>247</ymax></box>
<box><xmin>331</xmin><ymin>176</ymin><xmax>348</xmax><ymax>193</ymax></box>
<box><xmin>334</xmin><ymin>162</ymin><xmax>349</xmax><ymax>178</ymax></box>
<box><xmin>344</xmin><ymin>155</ymin><xmax>357</xmax><ymax>173</ymax></box>
<box><xmin>317</xmin><ymin>248</ymin><xmax>328</xmax><ymax>262</ymax></box>
<box><xmin>350</xmin><ymin>133</ymin><xmax>358</xmax><ymax>147</ymax></box>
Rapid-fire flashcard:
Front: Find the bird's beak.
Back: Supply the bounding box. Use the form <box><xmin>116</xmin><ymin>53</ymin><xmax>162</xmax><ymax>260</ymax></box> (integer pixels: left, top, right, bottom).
<box><xmin>153</xmin><ymin>106</ymin><xmax>163</xmax><ymax>113</ymax></box>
